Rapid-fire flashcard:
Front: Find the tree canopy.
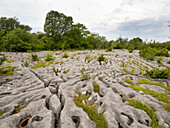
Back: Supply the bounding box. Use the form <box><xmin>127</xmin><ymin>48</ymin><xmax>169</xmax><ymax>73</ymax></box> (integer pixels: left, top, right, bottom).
<box><xmin>0</xmin><ymin>10</ymin><xmax>169</xmax><ymax>52</ymax></box>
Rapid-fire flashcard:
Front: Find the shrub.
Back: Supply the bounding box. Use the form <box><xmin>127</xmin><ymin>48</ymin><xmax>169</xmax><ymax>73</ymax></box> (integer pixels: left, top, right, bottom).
<box><xmin>139</xmin><ymin>47</ymin><xmax>157</xmax><ymax>61</ymax></box>
<box><xmin>97</xmin><ymin>54</ymin><xmax>105</xmax><ymax>65</ymax></box>
<box><xmin>0</xmin><ymin>56</ymin><xmax>6</xmax><ymax>65</ymax></box>
<box><xmin>62</xmin><ymin>52</ymin><xmax>69</xmax><ymax>58</ymax></box>
<box><xmin>145</xmin><ymin>68</ymin><xmax>170</xmax><ymax>79</ymax></box>
<box><xmin>45</xmin><ymin>53</ymin><xmax>55</xmax><ymax>61</ymax></box>
<box><xmin>31</xmin><ymin>53</ymin><xmax>39</xmax><ymax>61</ymax></box>
<box><xmin>156</xmin><ymin>57</ymin><xmax>162</xmax><ymax>64</ymax></box>
<box><xmin>128</xmin><ymin>47</ymin><xmax>134</xmax><ymax>53</ymax></box>
<box><xmin>106</xmin><ymin>47</ymin><xmax>112</xmax><ymax>52</ymax></box>
<box><xmin>156</xmin><ymin>49</ymin><xmax>169</xmax><ymax>57</ymax></box>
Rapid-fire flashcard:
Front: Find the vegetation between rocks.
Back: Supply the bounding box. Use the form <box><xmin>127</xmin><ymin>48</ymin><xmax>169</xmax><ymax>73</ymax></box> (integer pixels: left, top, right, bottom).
<box><xmin>0</xmin><ymin>65</ymin><xmax>17</xmax><ymax>76</ymax></box>
<box><xmin>129</xmin><ymin>85</ymin><xmax>170</xmax><ymax>111</ymax></box>
<box><xmin>128</xmin><ymin>100</ymin><xmax>160</xmax><ymax>128</ymax></box>
<box><xmin>74</xmin><ymin>93</ymin><xmax>108</xmax><ymax>128</ymax></box>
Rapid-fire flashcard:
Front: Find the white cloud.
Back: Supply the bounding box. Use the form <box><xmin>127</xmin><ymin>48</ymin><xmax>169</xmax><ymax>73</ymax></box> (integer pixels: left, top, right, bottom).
<box><xmin>0</xmin><ymin>0</ymin><xmax>170</xmax><ymax>41</ymax></box>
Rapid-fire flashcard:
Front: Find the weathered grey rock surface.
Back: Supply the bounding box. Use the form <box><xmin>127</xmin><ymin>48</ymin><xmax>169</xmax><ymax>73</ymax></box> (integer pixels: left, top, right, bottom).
<box><xmin>0</xmin><ymin>50</ymin><xmax>169</xmax><ymax>128</ymax></box>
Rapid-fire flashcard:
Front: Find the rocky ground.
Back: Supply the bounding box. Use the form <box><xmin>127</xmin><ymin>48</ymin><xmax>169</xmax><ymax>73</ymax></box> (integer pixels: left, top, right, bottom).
<box><xmin>0</xmin><ymin>50</ymin><xmax>169</xmax><ymax>128</ymax></box>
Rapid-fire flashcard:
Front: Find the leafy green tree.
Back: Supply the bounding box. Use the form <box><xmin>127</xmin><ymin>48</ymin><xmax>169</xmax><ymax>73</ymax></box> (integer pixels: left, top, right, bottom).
<box><xmin>114</xmin><ymin>37</ymin><xmax>128</xmax><ymax>49</ymax></box>
<box><xmin>44</xmin><ymin>10</ymin><xmax>73</xmax><ymax>43</ymax></box>
<box><xmin>129</xmin><ymin>37</ymin><xmax>143</xmax><ymax>49</ymax></box>
<box><xmin>63</xmin><ymin>23</ymin><xmax>90</xmax><ymax>49</ymax></box>
<box><xmin>87</xmin><ymin>33</ymin><xmax>107</xmax><ymax>49</ymax></box>
<box><xmin>1</xmin><ymin>29</ymin><xmax>42</xmax><ymax>52</ymax></box>
<box><xmin>0</xmin><ymin>17</ymin><xmax>20</xmax><ymax>31</ymax></box>
<box><xmin>19</xmin><ymin>24</ymin><xmax>32</xmax><ymax>32</ymax></box>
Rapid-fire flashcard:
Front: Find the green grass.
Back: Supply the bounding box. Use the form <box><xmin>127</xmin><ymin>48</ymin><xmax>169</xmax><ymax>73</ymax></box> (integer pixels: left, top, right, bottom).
<box><xmin>74</xmin><ymin>93</ymin><xmax>108</xmax><ymax>128</ymax></box>
<box><xmin>0</xmin><ymin>111</ymin><xmax>5</xmax><ymax>116</ymax></box>
<box><xmin>7</xmin><ymin>60</ymin><xmax>16</xmax><ymax>63</ymax></box>
<box><xmin>31</xmin><ymin>61</ymin><xmax>53</xmax><ymax>69</ymax></box>
<box><xmin>0</xmin><ymin>65</ymin><xmax>17</xmax><ymax>76</ymax></box>
<box><xmin>129</xmin><ymin>85</ymin><xmax>170</xmax><ymax>111</ymax></box>
<box><xmin>93</xmin><ymin>84</ymin><xmax>100</xmax><ymax>93</ymax></box>
<box><xmin>80</xmin><ymin>74</ymin><xmax>90</xmax><ymax>81</ymax></box>
<box><xmin>128</xmin><ymin>100</ymin><xmax>159</xmax><ymax>128</ymax></box>
<box><xmin>136</xmin><ymin>79</ymin><xmax>165</xmax><ymax>87</ymax></box>
<box><xmin>122</xmin><ymin>78</ymin><xmax>133</xmax><ymax>85</ymax></box>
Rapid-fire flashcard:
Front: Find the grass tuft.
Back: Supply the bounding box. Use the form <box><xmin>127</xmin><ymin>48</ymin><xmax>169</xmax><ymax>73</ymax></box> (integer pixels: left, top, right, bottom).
<box><xmin>128</xmin><ymin>100</ymin><xmax>159</xmax><ymax>127</ymax></box>
<box><xmin>74</xmin><ymin>93</ymin><xmax>108</xmax><ymax>128</ymax></box>
<box><xmin>136</xmin><ymin>79</ymin><xmax>165</xmax><ymax>87</ymax></box>
<box><xmin>93</xmin><ymin>84</ymin><xmax>100</xmax><ymax>93</ymax></box>
<box><xmin>129</xmin><ymin>85</ymin><xmax>170</xmax><ymax>111</ymax></box>
<box><xmin>123</xmin><ymin>78</ymin><xmax>133</xmax><ymax>85</ymax></box>
<box><xmin>0</xmin><ymin>65</ymin><xmax>17</xmax><ymax>76</ymax></box>
<box><xmin>0</xmin><ymin>111</ymin><xmax>5</xmax><ymax>116</ymax></box>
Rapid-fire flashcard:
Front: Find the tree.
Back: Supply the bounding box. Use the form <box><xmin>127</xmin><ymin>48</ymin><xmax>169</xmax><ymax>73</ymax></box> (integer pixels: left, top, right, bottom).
<box><xmin>44</xmin><ymin>10</ymin><xmax>73</xmax><ymax>43</ymax></box>
<box><xmin>0</xmin><ymin>17</ymin><xmax>20</xmax><ymax>31</ymax></box>
<box><xmin>63</xmin><ymin>23</ymin><xmax>90</xmax><ymax>49</ymax></box>
<box><xmin>1</xmin><ymin>29</ymin><xmax>42</xmax><ymax>52</ymax></box>
<box><xmin>19</xmin><ymin>24</ymin><xmax>32</xmax><ymax>32</ymax></box>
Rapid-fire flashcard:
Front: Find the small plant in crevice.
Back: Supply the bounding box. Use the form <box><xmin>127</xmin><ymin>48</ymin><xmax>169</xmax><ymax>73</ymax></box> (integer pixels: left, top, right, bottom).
<box><xmin>122</xmin><ymin>78</ymin><xmax>133</xmax><ymax>85</ymax></box>
<box><xmin>24</xmin><ymin>61</ymin><xmax>29</xmax><ymax>67</ymax></box>
<box><xmin>31</xmin><ymin>61</ymin><xmax>52</xmax><ymax>69</ymax></box>
<box><xmin>0</xmin><ymin>111</ymin><xmax>5</xmax><ymax>116</ymax></box>
<box><xmin>74</xmin><ymin>93</ymin><xmax>108</xmax><ymax>128</ymax></box>
<box><xmin>45</xmin><ymin>53</ymin><xmax>55</xmax><ymax>61</ymax></box>
<box><xmin>52</xmin><ymin>67</ymin><xmax>59</xmax><ymax>76</ymax></box>
<box><xmin>115</xmin><ymin>54</ymin><xmax>119</xmax><ymax>57</ymax></box>
<box><xmin>97</xmin><ymin>54</ymin><xmax>105</xmax><ymax>65</ymax></box>
<box><xmin>93</xmin><ymin>83</ymin><xmax>100</xmax><ymax>93</ymax></box>
<box><xmin>62</xmin><ymin>52</ymin><xmax>69</xmax><ymax>58</ymax></box>
<box><xmin>80</xmin><ymin>66</ymin><xmax>90</xmax><ymax>81</ymax></box>
<box><xmin>31</xmin><ymin>53</ymin><xmax>39</xmax><ymax>62</ymax></box>
<box><xmin>11</xmin><ymin>104</ymin><xmax>26</xmax><ymax>114</ymax></box>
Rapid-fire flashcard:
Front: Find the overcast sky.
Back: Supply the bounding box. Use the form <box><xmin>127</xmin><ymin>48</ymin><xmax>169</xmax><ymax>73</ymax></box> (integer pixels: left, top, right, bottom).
<box><xmin>0</xmin><ymin>0</ymin><xmax>170</xmax><ymax>42</ymax></box>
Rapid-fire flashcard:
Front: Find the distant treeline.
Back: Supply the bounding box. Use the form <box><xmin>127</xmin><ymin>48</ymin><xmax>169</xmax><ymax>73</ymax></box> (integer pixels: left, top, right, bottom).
<box><xmin>0</xmin><ymin>10</ymin><xmax>169</xmax><ymax>52</ymax></box>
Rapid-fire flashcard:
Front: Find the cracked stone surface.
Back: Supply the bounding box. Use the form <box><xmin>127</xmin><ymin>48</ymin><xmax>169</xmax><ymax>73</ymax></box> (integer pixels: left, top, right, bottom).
<box><xmin>0</xmin><ymin>50</ymin><xmax>170</xmax><ymax>128</ymax></box>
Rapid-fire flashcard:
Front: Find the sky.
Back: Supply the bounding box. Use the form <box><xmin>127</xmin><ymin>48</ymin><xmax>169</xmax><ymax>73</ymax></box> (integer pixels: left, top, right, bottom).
<box><xmin>0</xmin><ymin>0</ymin><xmax>170</xmax><ymax>42</ymax></box>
